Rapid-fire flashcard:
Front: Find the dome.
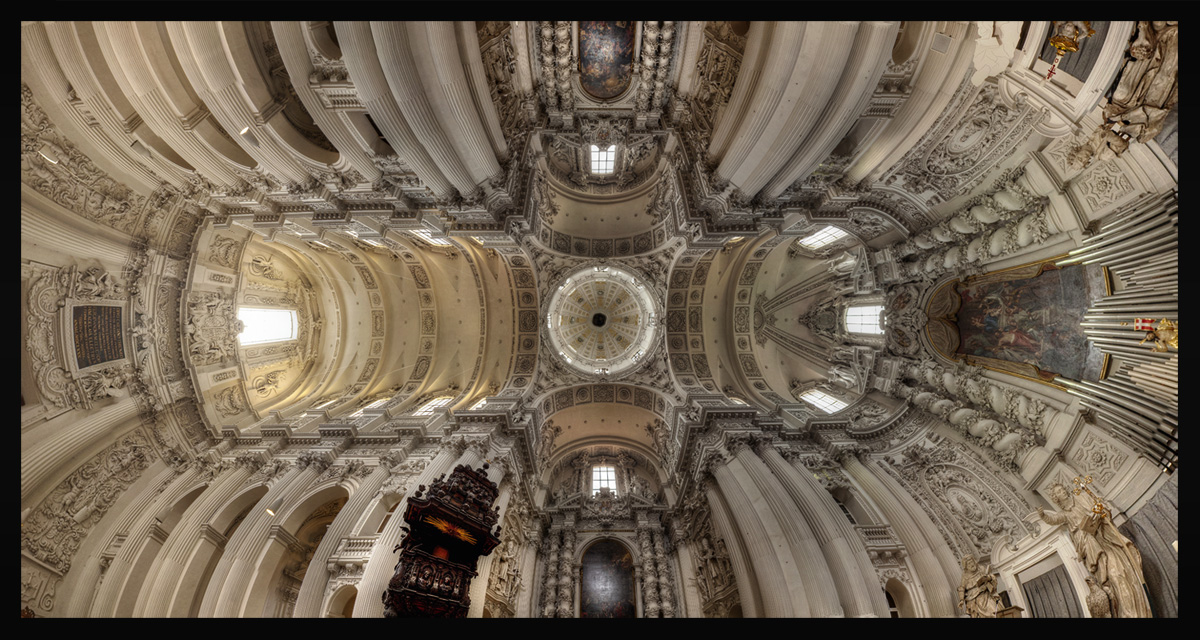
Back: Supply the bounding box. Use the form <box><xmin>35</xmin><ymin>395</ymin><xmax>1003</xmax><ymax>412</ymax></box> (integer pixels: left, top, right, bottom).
<box><xmin>545</xmin><ymin>264</ymin><xmax>659</xmax><ymax>378</ymax></box>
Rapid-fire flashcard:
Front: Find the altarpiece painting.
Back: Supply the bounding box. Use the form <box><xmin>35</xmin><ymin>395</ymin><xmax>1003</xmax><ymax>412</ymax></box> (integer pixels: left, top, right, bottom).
<box><xmin>925</xmin><ymin>259</ymin><xmax>1108</xmax><ymax>383</ymax></box>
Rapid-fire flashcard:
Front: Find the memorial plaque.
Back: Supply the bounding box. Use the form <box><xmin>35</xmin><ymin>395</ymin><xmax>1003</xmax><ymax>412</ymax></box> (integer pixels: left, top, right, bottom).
<box><xmin>73</xmin><ymin>305</ymin><xmax>124</xmax><ymax>369</ymax></box>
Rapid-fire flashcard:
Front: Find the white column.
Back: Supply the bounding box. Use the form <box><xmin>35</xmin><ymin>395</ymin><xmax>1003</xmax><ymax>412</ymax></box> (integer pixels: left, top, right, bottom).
<box><xmin>768</xmin><ymin>447</ymin><xmax>890</xmax><ymax>617</ymax></box>
<box><xmin>199</xmin><ymin>459</ymin><xmax>326</xmax><ymax>617</ymax></box>
<box><xmin>335</xmin><ymin>21</ymin><xmax>456</xmax><ymax>199</ymax></box>
<box><xmin>291</xmin><ymin>464</ymin><xmax>390</xmax><ymax>617</ymax></box>
<box><xmin>703</xmin><ymin>477</ymin><xmax>762</xmax><ymax>617</ymax></box>
<box><xmin>22</xmin><ymin>398</ymin><xmax>141</xmax><ymax>504</ymax></box>
<box><xmin>734</xmin><ymin>443</ymin><xmax>842</xmax><ymax>616</ymax></box>
<box><xmin>133</xmin><ymin>461</ymin><xmax>254</xmax><ymax>617</ymax></box>
<box><xmin>842</xmin><ymin>453</ymin><xmax>961</xmax><ymax>617</ymax></box>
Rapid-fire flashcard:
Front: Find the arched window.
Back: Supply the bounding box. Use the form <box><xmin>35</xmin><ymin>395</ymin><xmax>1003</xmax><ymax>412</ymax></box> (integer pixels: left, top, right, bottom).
<box><xmin>413</xmin><ymin>396</ymin><xmax>453</xmax><ymax>416</ymax></box>
<box><xmin>236</xmin><ymin>307</ymin><xmax>298</xmax><ymax>345</ymax></box>
<box><xmin>798</xmin><ymin>388</ymin><xmax>848</xmax><ymax>414</ymax></box>
<box><xmin>798</xmin><ymin>225</ymin><xmax>847</xmax><ymax>249</ymax></box>
<box><xmin>592</xmin><ymin>465</ymin><xmax>617</xmax><ymax>496</ymax></box>
<box><xmin>590</xmin><ymin>144</ymin><xmax>616</xmax><ymax>174</ymax></box>
<box><xmin>884</xmin><ymin>589</ymin><xmax>900</xmax><ymax>618</ymax></box>
<box><xmin>845</xmin><ymin>304</ymin><xmax>884</xmax><ymax>335</ymax></box>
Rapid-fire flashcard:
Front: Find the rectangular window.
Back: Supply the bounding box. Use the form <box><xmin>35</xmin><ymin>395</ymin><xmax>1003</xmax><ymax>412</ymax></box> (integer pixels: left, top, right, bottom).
<box><xmin>411</xmin><ymin>229</ymin><xmax>451</xmax><ymax>246</ymax></box>
<box><xmin>236</xmin><ymin>308</ymin><xmax>298</xmax><ymax>345</ymax></box>
<box><xmin>351</xmin><ymin>397</ymin><xmax>390</xmax><ymax>417</ymax></box>
<box><xmin>590</xmin><ymin>145</ymin><xmax>616</xmax><ymax>174</ymax></box>
<box><xmin>592</xmin><ymin>465</ymin><xmax>617</xmax><ymax>495</ymax></box>
<box><xmin>845</xmin><ymin>304</ymin><xmax>884</xmax><ymax>335</ymax></box>
<box><xmin>798</xmin><ymin>225</ymin><xmax>848</xmax><ymax>249</ymax></box>
<box><xmin>413</xmin><ymin>396</ymin><xmax>453</xmax><ymax>416</ymax></box>
<box><xmin>800</xmin><ymin>389</ymin><xmax>849</xmax><ymax>414</ymax></box>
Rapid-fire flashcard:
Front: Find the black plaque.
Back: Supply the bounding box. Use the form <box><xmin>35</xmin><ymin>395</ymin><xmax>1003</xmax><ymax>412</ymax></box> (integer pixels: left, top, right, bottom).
<box><xmin>73</xmin><ymin>305</ymin><xmax>125</xmax><ymax>369</ymax></box>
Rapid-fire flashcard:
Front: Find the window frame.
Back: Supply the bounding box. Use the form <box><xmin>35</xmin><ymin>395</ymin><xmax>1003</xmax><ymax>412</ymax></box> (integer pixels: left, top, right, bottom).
<box><xmin>798</xmin><ymin>388</ymin><xmax>849</xmax><ymax>414</ymax></box>
<box><xmin>590</xmin><ymin>144</ymin><xmax>616</xmax><ymax>174</ymax></box>
<box><xmin>236</xmin><ymin>307</ymin><xmax>299</xmax><ymax>346</ymax></box>
<box><xmin>591</xmin><ymin>465</ymin><xmax>617</xmax><ymax>496</ymax></box>
<box><xmin>844</xmin><ymin>304</ymin><xmax>885</xmax><ymax>335</ymax></box>
<box><xmin>797</xmin><ymin>225</ymin><xmax>848</xmax><ymax>250</ymax></box>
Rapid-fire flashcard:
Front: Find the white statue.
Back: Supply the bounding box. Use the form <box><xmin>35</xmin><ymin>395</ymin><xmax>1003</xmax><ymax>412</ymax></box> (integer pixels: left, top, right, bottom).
<box><xmin>957</xmin><ymin>555</ymin><xmax>1000</xmax><ymax>618</ymax></box>
<box><xmin>1037</xmin><ymin>482</ymin><xmax>1151</xmax><ymax>617</ymax></box>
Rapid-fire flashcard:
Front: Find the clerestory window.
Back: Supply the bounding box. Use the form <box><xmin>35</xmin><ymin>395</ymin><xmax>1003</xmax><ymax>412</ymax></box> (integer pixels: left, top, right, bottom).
<box><xmin>590</xmin><ymin>144</ymin><xmax>616</xmax><ymax>174</ymax></box>
<box><xmin>592</xmin><ymin>465</ymin><xmax>617</xmax><ymax>496</ymax></box>
<box><xmin>413</xmin><ymin>396</ymin><xmax>453</xmax><ymax>416</ymax></box>
<box><xmin>236</xmin><ymin>308</ymin><xmax>298</xmax><ymax>345</ymax></box>
<box><xmin>798</xmin><ymin>225</ymin><xmax>848</xmax><ymax>250</ymax></box>
<box><xmin>845</xmin><ymin>304</ymin><xmax>885</xmax><ymax>335</ymax></box>
<box><xmin>799</xmin><ymin>388</ymin><xmax>849</xmax><ymax>414</ymax></box>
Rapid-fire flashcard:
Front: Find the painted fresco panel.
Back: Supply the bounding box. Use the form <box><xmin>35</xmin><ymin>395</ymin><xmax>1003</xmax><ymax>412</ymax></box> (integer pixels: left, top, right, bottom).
<box><xmin>579</xmin><ymin>21</ymin><xmax>635</xmax><ymax>100</ymax></box>
<box><xmin>580</xmin><ymin>539</ymin><xmax>636</xmax><ymax>618</ymax></box>
<box><xmin>955</xmin><ymin>264</ymin><xmax>1105</xmax><ymax>381</ymax></box>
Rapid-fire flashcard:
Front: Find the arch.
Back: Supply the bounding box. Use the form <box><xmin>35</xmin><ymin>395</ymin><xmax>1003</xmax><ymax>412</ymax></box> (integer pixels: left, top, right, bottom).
<box><xmin>250</xmin><ymin>485</ymin><xmax>349</xmax><ymax>617</ymax></box>
<box><xmin>324</xmin><ymin>584</ymin><xmax>357</xmax><ymax>618</ymax></box>
<box><xmin>579</xmin><ymin>537</ymin><xmax>638</xmax><ymax>618</ymax></box>
<box><xmin>107</xmin><ymin>483</ymin><xmax>208</xmax><ymax>617</ymax></box>
<box><xmin>832</xmin><ymin>486</ymin><xmax>877</xmax><ymax>526</ymax></box>
<box><xmin>175</xmin><ymin>484</ymin><xmax>269</xmax><ymax>617</ymax></box>
<box><xmin>885</xmin><ymin>577</ymin><xmax>917</xmax><ymax>618</ymax></box>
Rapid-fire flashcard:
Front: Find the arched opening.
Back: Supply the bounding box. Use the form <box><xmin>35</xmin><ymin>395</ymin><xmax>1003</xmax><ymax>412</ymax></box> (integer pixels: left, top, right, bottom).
<box><xmin>108</xmin><ymin>484</ymin><xmax>208</xmax><ymax>617</ymax></box>
<box><xmin>325</xmin><ymin>584</ymin><xmax>357</xmax><ymax>618</ymax></box>
<box><xmin>175</xmin><ymin>485</ymin><xmax>268</xmax><ymax>617</ymax></box>
<box><xmin>885</xmin><ymin>578</ymin><xmax>916</xmax><ymax>618</ymax></box>
<box><xmin>831</xmin><ymin>487</ymin><xmax>876</xmax><ymax>526</ymax></box>
<box><xmin>258</xmin><ymin>490</ymin><xmax>348</xmax><ymax>617</ymax></box>
<box><xmin>580</xmin><ymin>539</ymin><xmax>636</xmax><ymax>618</ymax></box>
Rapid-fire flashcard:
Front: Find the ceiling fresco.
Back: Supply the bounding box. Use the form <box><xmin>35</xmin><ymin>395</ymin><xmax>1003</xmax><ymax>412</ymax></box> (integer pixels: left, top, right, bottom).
<box><xmin>578</xmin><ymin>21</ymin><xmax>636</xmax><ymax>100</ymax></box>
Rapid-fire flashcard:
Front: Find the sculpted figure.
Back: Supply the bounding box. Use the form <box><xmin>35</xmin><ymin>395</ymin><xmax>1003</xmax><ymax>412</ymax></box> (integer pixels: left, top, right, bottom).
<box><xmin>1037</xmin><ymin>482</ymin><xmax>1151</xmax><ymax>617</ymax></box>
<box><xmin>957</xmin><ymin>555</ymin><xmax>1000</xmax><ymax>617</ymax></box>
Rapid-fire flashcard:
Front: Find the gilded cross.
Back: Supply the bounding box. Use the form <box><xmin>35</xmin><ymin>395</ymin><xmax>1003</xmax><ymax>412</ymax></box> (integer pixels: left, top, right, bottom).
<box><xmin>1072</xmin><ymin>475</ymin><xmax>1110</xmax><ymax>519</ymax></box>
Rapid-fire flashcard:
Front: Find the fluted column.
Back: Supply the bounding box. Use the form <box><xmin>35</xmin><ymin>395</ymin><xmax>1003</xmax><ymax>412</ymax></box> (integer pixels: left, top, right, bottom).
<box><xmin>21</xmin><ymin>197</ymin><xmax>138</xmax><ymax>267</ymax></box>
<box><xmin>335</xmin><ymin>21</ymin><xmax>455</xmax><ymax>198</ymax></box>
<box><xmin>703</xmin><ymin>477</ymin><xmax>762</xmax><ymax>617</ymax></box>
<box><xmin>760</xmin><ymin>21</ymin><xmax>899</xmax><ymax>200</ymax></box>
<box><xmin>88</xmin><ymin>464</ymin><xmax>205</xmax><ymax>616</ymax></box>
<box><xmin>671</xmin><ymin>527</ymin><xmax>703</xmax><ymax>617</ymax></box>
<box><xmin>22</xmin><ymin>398</ymin><xmax>140</xmax><ymax>504</ymax></box>
<box><xmin>733</xmin><ymin>442</ymin><xmax>842</xmax><ymax>617</ymax></box>
<box><xmin>768</xmin><ymin>447</ymin><xmax>890</xmax><ymax>618</ymax></box>
<box><xmin>133</xmin><ymin>460</ymin><xmax>254</xmax><ymax>617</ymax></box>
<box><xmin>369</xmin><ymin>21</ymin><xmax>478</xmax><ymax>197</ymax></box>
<box><xmin>466</xmin><ymin>467</ymin><xmax>510</xmax><ymax>618</ymax></box>
<box><xmin>269</xmin><ymin>21</ymin><xmax>381</xmax><ymax>182</ymax></box>
<box><xmin>291</xmin><ymin>464</ymin><xmax>390</xmax><ymax>617</ymax></box>
<box><xmin>454</xmin><ymin>21</ymin><xmax>508</xmax><ymax>161</ymax></box>
<box><xmin>719</xmin><ymin>22</ymin><xmax>856</xmax><ymax>198</ymax></box>
<box><xmin>841</xmin><ymin>453</ymin><xmax>960</xmax><ymax>617</ymax></box>
<box><xmin>168</xmin><ymin>21</ymin><xmax>318</xmax><ymax>185</ymax></box>
<box><xmin>708</xmin><ymin>447</ymin><xmax>807</xmax><ymax>616</ymax></box>
<box><xmin>200</xmin><ymin>456</ymin><xmax>329</xmax><ymax>617</ymax></box>
<box><xmin>707</xmin><ymin>21</ymin><xmax>770</xmax><ymax>163</ymax></box>
<box><xmin>351</xmin><ymin>439</ymin><xmax>478</xmax><ymax>618</ymax></box>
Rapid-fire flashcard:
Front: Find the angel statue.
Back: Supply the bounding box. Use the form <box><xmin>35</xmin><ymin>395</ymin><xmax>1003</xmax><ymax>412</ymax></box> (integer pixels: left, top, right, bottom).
<box><xmin>1036</xmin><ymin>482</ymin><xmax>1151</xmax><ymax>617</ymax></box>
